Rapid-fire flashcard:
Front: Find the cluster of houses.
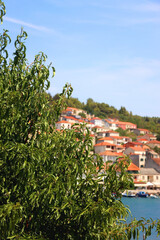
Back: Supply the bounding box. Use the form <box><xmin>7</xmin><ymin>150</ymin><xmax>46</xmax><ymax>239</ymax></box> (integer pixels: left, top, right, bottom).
<box><xmin>56</xmin><ymin>107</ymin><xmax>160</xmax><ymax>189</ymax></box>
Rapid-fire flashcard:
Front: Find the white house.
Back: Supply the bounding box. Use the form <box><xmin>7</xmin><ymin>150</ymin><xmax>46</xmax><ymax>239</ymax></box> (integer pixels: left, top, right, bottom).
<box><xmin>94</xmin><ymin>142</ymin><xmax>117</xmax><ymax>154</ymax></box>
<box><xmin>137</xmin><ymin>168</ymin><xmax>160</xmax><ymax>186</ymax></box>
<box><xmin>99</xmin><ymin>151</ymin><xmax>124</xmax><ymax>163</ymax></box>
<box><xmin>55</xmin><ymin>120</ymin><xmax>72</xmax><ymax>130</ymax></box>
<box><xmin>124</xmin><ymin>147</ymin><xmax>146</xmax><ymax>156</ymax></box>
<box><xmin>97</xmin><ymin>137</ymin><xmax>114</xmax><ymax>144</ymax></box>
<box><xmin>90</xmin><ymin>117</ymin><xmax>104</xmax><ymax>127</ymax></box>
<box><xmin>124</xmin><ymin>147</ymin><xmax>146</xmax><ymax>168</ymax></box>
<box><xmin>106</xmin><ymin>130</ymin><xmax>120</xmax><ymax>137</ymax></box>
<box><xmin>110</xmin><ymin>136</ymin><xmax>131</xmax><ymax>145</ymax></box>
<box><xmin>103</xmin><ymin>119</ymin><xmax>118</xmax><ymax>130</ymax></box>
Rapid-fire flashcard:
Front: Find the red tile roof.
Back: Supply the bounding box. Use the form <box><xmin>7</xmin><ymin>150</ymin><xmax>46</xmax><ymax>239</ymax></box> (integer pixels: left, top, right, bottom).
<box><xmin>104</xmin><ymin>119</ymin><xmax>118</xmax><ymax>124</ymax></box>
<box><xmin>91</xmin><ymin>117</ymin><xmax>101</xmax><ymax>120</ymax></box>
<box><xmin>99</xmin><ymin>151</ymin><xmax>124</xmax><ymax>156</ymax></box>
<box><xmin>66</xmin><ymin>107</ymin><xmax>78</xmax><ymax>111</ymax></box>
<box><xmin>94</xmin><ymin>142</ymin><xmax>116</xmax><ymax>147</ymax></box>
<box><xmin>137</xmin><ymin>138</ymin><xmax>148</xmax><ymax>142</ymax></box>
<box><xmin>147</xmin><ymin>140</ymin><xmax>160</xmax><ymax>144</ymax></box>
<box><xmin>131</xmin><ymin>142</ymin><xmax>144</xmax><ymax>145</ymax></box>
<box><xmin>90</xmin><ymin>134</ymin><xmax>95</xmax><ymax>137</ymax></box>
<box><xmin>138</xmin><ymin>128</ymin><xmax>150</xmax><ymax>132</ymax></box>
<box><xmin>98</xmin><ymin>137</ymin><xmax>113</xmax><ymax>141</ymax></box>
<box><xmin>64</xmin><ymin>116</ymin><xmax>77</xmax><ymax>121</ymax></box>
<box><xmin>116</xmin><ymin>145</ymin><xmax>124</xmax><ymax>148</ymax></box>
<box><xmin>117</xmin><ymin>121</ymin><xmax>136</xmax><ymax>125</ymax></box>
<box><xmin>143</xmin><ymin>145</ymin><xmax>150</xmax><ymax>150</ymax></box>
<box><xmin>56</xmin><ymin>120</ymin><xmax>71</xmax><ymax>124</ymax></box>
<box><xmin>77</xmin><ymin>119</ymin><xmax>85</xmax><ymax>123</ymax></box>
<box><xmin>134</xmin><ymin>181</ymin><xmax>146</xmax><ymax>184</ymax></box>
<box><xmin>127</xmin><ymin>162</ymin><xmax>140</xmax><ymax>171</ymax></box>
<box><xmin>129</xmin><ymin>147</ymin><xmax>146</xmax><ymax>152</ymax></box>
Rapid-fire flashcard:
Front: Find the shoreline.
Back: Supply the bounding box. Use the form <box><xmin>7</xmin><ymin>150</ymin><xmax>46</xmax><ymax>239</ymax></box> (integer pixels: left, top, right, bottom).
<box><xmin>124</xmin><ymin>189</ymin><xmax>160</xmax><ymax>195</ymax></box>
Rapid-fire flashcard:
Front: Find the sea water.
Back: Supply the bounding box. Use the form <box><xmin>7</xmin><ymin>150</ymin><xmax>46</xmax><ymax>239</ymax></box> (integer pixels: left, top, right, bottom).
<box><xmin>122</xmin><ymin>197</ymin><xmax>160</xmax><ymax>239</ymax></box>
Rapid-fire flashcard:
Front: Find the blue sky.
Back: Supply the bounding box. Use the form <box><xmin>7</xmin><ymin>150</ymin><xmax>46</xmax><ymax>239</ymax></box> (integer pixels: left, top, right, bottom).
<box><xmin>2</xmin><ymin>0</ymin><xmax>160</xmax><ymax>117</ymax></box>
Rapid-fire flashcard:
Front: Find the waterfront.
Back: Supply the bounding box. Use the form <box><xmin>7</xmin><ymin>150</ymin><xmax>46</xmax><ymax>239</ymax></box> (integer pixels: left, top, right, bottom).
<box><xmin>122</xmin><ymin>197</ymin><xmax>160</xmax><ymax>239</ymax></box>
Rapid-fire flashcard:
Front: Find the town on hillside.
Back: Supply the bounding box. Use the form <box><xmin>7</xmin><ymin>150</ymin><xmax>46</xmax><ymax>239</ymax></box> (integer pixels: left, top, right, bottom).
<box><xmin>56</xmin><ymin>106</ymin><xmax>160</xmax><ymax>190</ymax></box>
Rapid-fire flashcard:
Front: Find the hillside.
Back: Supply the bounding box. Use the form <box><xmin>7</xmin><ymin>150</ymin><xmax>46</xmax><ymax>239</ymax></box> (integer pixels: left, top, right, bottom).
<box><xmin>51</xmin><ymin>94</ymin><xmax>160</xmax><ymax>139</ymax></box>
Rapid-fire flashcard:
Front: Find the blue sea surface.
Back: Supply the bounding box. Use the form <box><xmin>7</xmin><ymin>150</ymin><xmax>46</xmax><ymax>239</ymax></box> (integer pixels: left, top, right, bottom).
<box><xmin>122</xmin><ymin>197</ymin><xmax>160</xmax><ymax>239</ymax></box>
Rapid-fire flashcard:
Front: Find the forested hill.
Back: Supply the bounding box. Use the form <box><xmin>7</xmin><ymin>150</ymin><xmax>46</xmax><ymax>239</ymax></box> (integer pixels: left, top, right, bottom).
<box><xmin>51</xmin><ymin>94</ymin><xmax>160</xmax><ymax>138</ymax></box>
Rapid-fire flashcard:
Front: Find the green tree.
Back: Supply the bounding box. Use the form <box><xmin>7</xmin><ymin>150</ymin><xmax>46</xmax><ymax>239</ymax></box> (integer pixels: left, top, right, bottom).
<box><xmin>64</xmin><ymin>96</ymin><xmax>84</xmax><ymax>109</ymax></box>
<box><xmin>78</xmin><ymin>112</ymin><xmax>86</xmax><ymax>118</ymax></box>
<box><xmin>0</xmin><ymin>2</ymin><xmax>160</xmax><ymax>239</ymax></box>
<box><xmin>154</xmin><ymin>146</ymin><xmax>160</xmax><ymax>155</ymax></box>
<box><xmin>115</xmin><ymin>128</ymin><xmax>137</xmax><ymax>142</ymax></box>
<box><xmin>157</xmin><ymin>134</ymin><xmax>160</xmax><ymax>141</ymax></box>
<box><xmin>119</xmin><ymin>106</ymin><xmax>129</xmax><ymax>116</ymax></box>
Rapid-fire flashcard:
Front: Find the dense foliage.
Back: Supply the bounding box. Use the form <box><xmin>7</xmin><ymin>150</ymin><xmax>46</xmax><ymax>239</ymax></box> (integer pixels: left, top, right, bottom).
<box><xmin>1</xmin><ymin>1</ymin><xmax>160</xmax><ymax>239</ymax></box>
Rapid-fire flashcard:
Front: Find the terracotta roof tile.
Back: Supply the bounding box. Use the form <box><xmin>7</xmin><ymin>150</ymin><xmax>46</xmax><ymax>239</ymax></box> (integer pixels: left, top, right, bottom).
<box><xmin>66</xmin><ymin>107</ymin><xmax>78</xmax><ymax>111</ymax></box>
<box><xmin>98</xmin><ymin>137</ymin><xmax>113</xmax><ymax>141</ymax></box>
<box><xmin>116</xmin><ymin>145</ymin><xmax>124</xmax><ymax>148</ymax></box>
<box><xmin>147</xmin><ymin>140</ymin><xmax>160</xmax><ymax>144</ymax></box>
<box><xmin>91</xmin><ymin>117</ymin><xmax>102</xmax><ymax>120</ymax></box>
<box><xmin>94</xmin><ymin>142</ymin><xmax>116</xmax><ymax>147</ymax></box>
<box><xmin>137</xmin><ymin>138</ymin><xmax>148</xmax><ymax>142</ymax></box>
<box><xmin>127</xmin><ymin>162</ymin><xmax>140</xmax><ymax>171</ymax></box>
<box><xmin>64</xmin><ymin>116</ymin><xmax>77</xmax><ymax>120</ymax></box>
<box><xmin>92</xmin><ymin>125</ymin><xmax>102</xmax><ymax>128</ymax></box>
<box><xmin>99</xmin><ymin>151</ymin><xmax>124</xmax><ymax>156</ymax></box>
<box><xmin>117</xmin><ymin>121</ymin><xmax>136</xmax><ymax>125</ymax></box>
<box><xmin>130</xmin><ymin>147</ymin><xmax>146</xmax><ymax>151</ymax></box>
<box><xmin>56</xmin><ymin>120</ymin><xmax>71</xmax><ymax>124</ymax></box>
<box><xmin>138</xmin><ymin>128</ymin><xmax>150</xmax><ymax>132</ymax></box>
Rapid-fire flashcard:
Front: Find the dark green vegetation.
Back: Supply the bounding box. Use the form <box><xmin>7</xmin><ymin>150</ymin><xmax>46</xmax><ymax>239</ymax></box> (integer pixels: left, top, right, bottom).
<box><xmin>0</xmin><ymin>1</ymin><xmax>160</xmax><ymax>239</ymax></box>
<box><xmin>154</xmin><ymin>146</ymin><xmax>160</xmax><ymax>155</ymax></box>
<box><xmin>51</xmin><ymin>95</ymin><xmax>160</xmax><ymax>136</ymax></box>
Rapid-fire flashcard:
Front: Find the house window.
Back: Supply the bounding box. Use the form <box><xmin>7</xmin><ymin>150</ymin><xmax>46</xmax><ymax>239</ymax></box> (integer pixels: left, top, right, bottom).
<box><xmin>156</xmin><ymin>176</ymin><xmax>159</xmax><ymax>180</ymax></box>
<box><xmin>140</xmin><ymin>158</ymin><xmax>143</xmax><ymax>161</ymax></box>
<box><xmin>140</xmin><ymin>165</ymin><xmax>143</xmax><ymax>168</ymax></box>
<box><xmin>142</xmin><ymin>176</ymin><xmax>145</xmax><ymax>180</ymax></box>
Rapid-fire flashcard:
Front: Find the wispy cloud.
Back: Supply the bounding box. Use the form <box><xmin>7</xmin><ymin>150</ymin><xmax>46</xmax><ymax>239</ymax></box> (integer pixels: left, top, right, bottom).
<box><xmin>4</xmin><ymin>16</ymin><xmax>53</xmax><ymax>33</ymax></box>
<box><xmin>4</xmin><ymin>16</ymin><xmax>83</xmax><ymax>41</ymax></box>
